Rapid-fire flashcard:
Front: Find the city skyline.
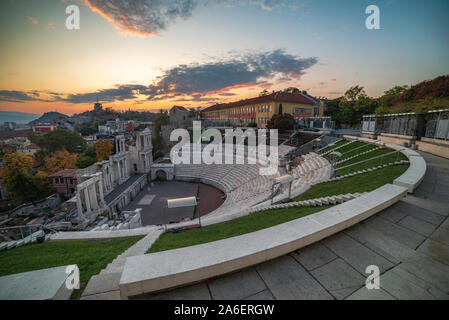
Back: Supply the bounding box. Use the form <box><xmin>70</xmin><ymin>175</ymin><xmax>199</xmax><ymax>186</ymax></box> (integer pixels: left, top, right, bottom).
<box><xmin>1</xmin><ymin>0</ymin><xmax>448</xmax><ymax>115</ymax></box>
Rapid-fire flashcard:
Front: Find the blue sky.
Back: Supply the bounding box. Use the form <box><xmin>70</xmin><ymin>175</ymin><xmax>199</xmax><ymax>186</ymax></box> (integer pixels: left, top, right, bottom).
<box><xmin>0</xmin><ymin>0</ymin><xmax>448</xmax><ymax>114</ymax></box>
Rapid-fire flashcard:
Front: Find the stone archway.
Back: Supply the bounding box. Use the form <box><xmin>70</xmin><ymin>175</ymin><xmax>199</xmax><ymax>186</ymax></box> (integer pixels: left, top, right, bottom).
<box><xmin>155</xmin><ymin>170</ymin><xmax>167</xmax><ymax>181</ymax></box>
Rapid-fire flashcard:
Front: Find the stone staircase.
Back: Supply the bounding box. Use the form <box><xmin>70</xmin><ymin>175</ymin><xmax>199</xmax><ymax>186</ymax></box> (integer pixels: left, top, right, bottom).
<box><xmin>249</xmin><ymin>192</ymin><xmax>367</xmax><ymax>214</ymax></box>
<box><xmin>327</xmin><ymin>160</ymin><xmax>410</xmax><ymax>182</ymax></box>
<box><xmin>0</xmin><ymin>230</ymin><xmax>47</xmax><ymax>252</ymax></box>
<box><xmin>80</xmin><ymin>227</ymin><xmax>163</xmax><ymax>300</ymax></box>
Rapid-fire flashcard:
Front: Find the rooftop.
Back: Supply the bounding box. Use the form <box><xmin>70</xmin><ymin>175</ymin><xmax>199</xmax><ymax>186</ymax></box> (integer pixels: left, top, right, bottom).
<box><xmin>202</xmin><ymin>92</ymin><xmax>318</xmax><ymax>112</ymax></box>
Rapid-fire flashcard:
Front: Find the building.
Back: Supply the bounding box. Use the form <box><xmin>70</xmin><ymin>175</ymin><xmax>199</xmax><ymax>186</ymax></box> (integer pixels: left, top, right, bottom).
<box><xmin>98</xmin><ymin>119</ymin><xmax>134</xmax><ymax>135</ymax></box>
<box><xmin>17</xmin><ymin>143</ymin><xmax>40</xmax><ymax>156</ymax></box>
<box><xmin>201</xmin><ymin>92</ymin><xmax>325</xmax><ymax>128</ymax></box>
<box><xmin>70</xmin><ymin>128</ymin><xmax>153</xmax><ymax>227</ymax></box>
<box><xmin>49</xmin><ymin>169</ymin><xmax>78</xmax><ymax>196</ymax></box>
<box><xmin>32</xmin><ymin>123</ymin><xmax>56</xmax><ymax>133</ymax></box>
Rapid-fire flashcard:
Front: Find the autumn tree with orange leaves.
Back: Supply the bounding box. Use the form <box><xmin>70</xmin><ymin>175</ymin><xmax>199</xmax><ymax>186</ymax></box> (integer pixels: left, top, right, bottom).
<box><xmin>96</xmin><ymin>139</ymin><xmax>113</xmax><ymax>161</ymax></box>
<box><xmin>44</xmin><ymin>149</ymin><xmax>78</xmax><ymax>174</ymax></box>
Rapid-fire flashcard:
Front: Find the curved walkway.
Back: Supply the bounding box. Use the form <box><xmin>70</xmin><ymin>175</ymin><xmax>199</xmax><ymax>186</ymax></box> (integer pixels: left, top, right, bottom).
<box><xmin>137</xmin><ymin>151</ymin><xmax>449</xmax><ymax>300</ymax></box>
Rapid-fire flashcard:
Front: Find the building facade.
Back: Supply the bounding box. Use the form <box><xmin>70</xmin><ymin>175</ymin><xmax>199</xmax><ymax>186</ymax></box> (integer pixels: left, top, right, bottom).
<box><xmin>201</xmin><ymin>92</ymin><xmax>325</xmax><ymax>128</ymax></box>
<box><xmin>49</xmin><ymin>169</ymin><xmax>78</xmax><ymax>196</ymax></box>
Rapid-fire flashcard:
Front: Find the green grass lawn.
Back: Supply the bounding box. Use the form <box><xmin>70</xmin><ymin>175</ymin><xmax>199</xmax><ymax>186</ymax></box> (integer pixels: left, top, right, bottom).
<box><xmin>147</xmin><ymin>205</ymin><xmax>332</xmax><ymax>254</ymax></box>
<box><xmin>0</xmin><ymin>236</ymin><xmax>143</xmax><ymax>299</ymax></box>
<box><xmin>338</xmin><ymin>143</ymin><xmax>378</xmax><ymax>161</ymax></box>
<box><xmin>293</xmin><ymin>164</ymin><xmax>409</xmax><ymax>201</ymax></box>
<box><xmin>318</xmin><ymin>139</ymin><xmax>347</xmax><ymax>154</ymax></box>
<box><xmin>336</xmin><ymin>149</ymin><xmax>408</xmax><ymax>176</ymax></box>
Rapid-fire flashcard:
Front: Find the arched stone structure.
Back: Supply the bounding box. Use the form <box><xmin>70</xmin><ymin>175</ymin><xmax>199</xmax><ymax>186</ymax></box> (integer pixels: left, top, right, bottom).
<box><xmin>150</xmin><ymin>164</ymin><xmax>174</xmax><ymax>181</ymax></box>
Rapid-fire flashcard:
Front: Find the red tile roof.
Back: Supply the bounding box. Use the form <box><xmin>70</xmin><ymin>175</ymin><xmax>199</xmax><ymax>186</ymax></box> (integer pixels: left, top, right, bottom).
<box><xmin>49</xmin><ymin>169</ymin><xmax>78</xmax><ymax>178</ymax></box>
<box><xmin>0</xmin><ymin>130</ymin><xmax>32</xmax><ymax>139</ymax></box>
<box><xmin>202</xmin><ymin>92</ymin><xmax>317</xmax><ymax>112</ymax></box>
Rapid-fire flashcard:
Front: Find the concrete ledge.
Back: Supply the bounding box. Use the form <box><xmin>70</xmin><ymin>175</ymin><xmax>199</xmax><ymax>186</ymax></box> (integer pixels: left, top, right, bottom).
<box><xmin>393</xmin><ymin>155</ymin><xmax>427</xmax><ymax>193</ymax></box>
<box><xmin>0</xmin><ymin>265</ymin><xmax>77</xmax><ymax>300</ymax></box>
<box><xmin>119</xmin><ymin>184</ymin><xmax>407</xmax><ymax>299</ymax></box>
<box><xmin>378</xmin><ymin>133</ymin><xmax>415</xmax><ymax>147</ymax></box>
<box><xmin>49</xmin><ymin>226</ymin><xmax>158</xmax><ymax>241</ymax></box>
<box><xmin>416</xmin><ymin>140</ymin><xmax>449</xmax><ymax>160</ymax></box>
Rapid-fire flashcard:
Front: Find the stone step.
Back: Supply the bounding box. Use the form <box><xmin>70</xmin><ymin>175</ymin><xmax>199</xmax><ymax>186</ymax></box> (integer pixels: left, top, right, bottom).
<box><xmin>81</xmin><ymin>272</ymin><xmax>121</xmax><ymax>298</ymax></box>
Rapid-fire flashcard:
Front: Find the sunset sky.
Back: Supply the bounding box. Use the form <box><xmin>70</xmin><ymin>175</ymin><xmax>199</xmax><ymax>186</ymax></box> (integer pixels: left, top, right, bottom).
<box><xmin>0</xmin><ymin>0</ymin><xmax>448</xmax><ymax>115</ymax></box>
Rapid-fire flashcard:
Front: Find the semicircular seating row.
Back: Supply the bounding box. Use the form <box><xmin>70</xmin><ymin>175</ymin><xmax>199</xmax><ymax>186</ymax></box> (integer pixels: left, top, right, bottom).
<box><xmin>174</xmin><ymin>148</ymin><xmax>331</xmax><ymax>217</ymax></box>
<box><xmin>290</xmin><ymin>152</ymin><xmax>333</xmax><ymax>190</ymax></box>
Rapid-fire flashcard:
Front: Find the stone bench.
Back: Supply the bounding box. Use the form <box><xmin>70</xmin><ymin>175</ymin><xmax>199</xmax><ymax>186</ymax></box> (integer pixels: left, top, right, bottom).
<box><xmin>119</xmin><ymin>184</ymin><xmax>408</xmax><ymax>299</ymax></box>
<box><xmin>0</xmin><ymin>265</ymin><xmax>78</xmax><ymax>300</ymax></box>
<box><xmin>393</xmin><ymin>155</ymin><xmax>426</xmax><ymax>193</ymax></box>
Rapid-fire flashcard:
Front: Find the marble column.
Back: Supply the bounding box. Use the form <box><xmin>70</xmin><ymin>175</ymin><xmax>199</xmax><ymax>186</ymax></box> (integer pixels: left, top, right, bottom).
<box><xmin>98</xmin><ymin>179</ymin><xmax>105</xmax><ymax>206</ymax></box>
<box><xmin>84</xmin><ymin>188</ymin><xmax>91</xmax><ymax>214</ymax></box>
<box><xmin>76</xmin><ymin>192</ymin><xmax>83</xmax><ymax>218</ymax></box>
<box><xmin>90</xmin><ymin>184</ymin><xmax>98</xmax><ymax>210</ymax></box>
<box><xmin>117</xmin><ymin>160</ymin><xmax>122</xmax><ymax>183</ymax></box>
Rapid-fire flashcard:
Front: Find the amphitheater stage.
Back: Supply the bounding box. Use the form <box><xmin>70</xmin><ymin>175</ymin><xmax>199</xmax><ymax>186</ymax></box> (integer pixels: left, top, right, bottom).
<box><xmin>124</xmin><ymin>181</ymin><xmax>225</xmax><ymax>226</ymax></box>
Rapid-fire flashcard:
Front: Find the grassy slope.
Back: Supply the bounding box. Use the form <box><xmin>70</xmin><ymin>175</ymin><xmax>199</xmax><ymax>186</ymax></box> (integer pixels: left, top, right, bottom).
<box><xmin>318</xmin><ymin>140</ymin><xmax>347</xmax><ymax>154</ymax></box>
<box><xmin>0</xmin><ymin>236</ymin><xmax>143</xmax><ymax>299</ymax></box>
<box><xmin>336</xmin><ymin>148</ymin><xmax>408</xmax><ymax>176</ymax></box>
<box><xmin>148</xmin><ymin>205</ymin><xmax>332</xmax><ymax>254</ymax></box>
<box><xmin>293</xmin><ymin>164</ymin><xmax>409</xmax><ymax>201</ymax></box>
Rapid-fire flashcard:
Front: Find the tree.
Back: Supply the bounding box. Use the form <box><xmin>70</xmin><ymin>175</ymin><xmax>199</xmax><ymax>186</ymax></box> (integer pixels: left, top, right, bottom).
<box><xmin>34</xmin><ymin>129</ymin><xmax>86</xmax><ymax>154</ymax></box>
<box><xmin>259</xmin><ymin>89</ymin><xmax>269</xmax><ymax>96</ymax></box>
<box><xmin>283</xmin><ymin>87</ymin><xmax>301</xmax><ymax>94</ymax></box>
<box><xmin>0</xmin><ymin>145</ymin><xmax>16</xmax><ymax>155</ymax></box>
<box><xmin>45</xmin><ymin>149</ymin><xmax>78</xmax><ymax>174</ymax></box>
<box><xmin>76</xmin><ymin>144</ymin><xmax>97</xmax><ymax>168</ymax></box>
<box><xmin>2</xmin><ymin>153</ymin><xmax>49</xmax><ymax>203</ymax></box>
<box><xmin>152</xmin><ymin>110</ymin><xmax>170</xmax><ymax>157</ymax></box>
<box><xmin>96</xmin><ymin>139</ymin><xmax>113</xmax><ymax>161</ymax></box>
<box><xmin>267</xmin><ymin>114</ymin><xmax>295</xmax><ymax>131</ymax></box>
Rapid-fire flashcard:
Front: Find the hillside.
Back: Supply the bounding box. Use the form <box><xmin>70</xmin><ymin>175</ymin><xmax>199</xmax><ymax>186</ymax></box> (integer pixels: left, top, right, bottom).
<box><xmin>377</xmin><ymin>75</ymin><xmax>449</xmax><ymax>114</ymax></box>
<box><xmin>29</xmin><ymin>112</ymin><xmax>68</xmax><ymax>124</ymax></box>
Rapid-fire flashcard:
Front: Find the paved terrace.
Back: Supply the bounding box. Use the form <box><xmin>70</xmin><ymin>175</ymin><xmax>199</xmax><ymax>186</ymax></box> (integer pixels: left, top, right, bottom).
<box><xmin>136</xmin><ymin>151</ymin><xmax>449</xmax><ymax>300</ymax></box>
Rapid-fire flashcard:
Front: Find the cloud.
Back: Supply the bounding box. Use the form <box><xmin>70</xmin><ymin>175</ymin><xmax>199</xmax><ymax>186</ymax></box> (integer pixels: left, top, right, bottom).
<box><xmin>146</xmin><ymin>49</ymin><xmax>318</xmax><ymax>99</ymax></box>
<box><xmin>85</xmin><ymin>0</ymin><xmax>304</xmax><ymax>36</ymax></box>
<box><xmin>0</xmin><ymin>90</ymin><xmax>38</xmax><ymax>103</ymax></box>
<box><xmin>1</xmin><ymin>49</ymin><xmax>317</xmax><ymax>104</ymax></box>
<box><xmin>27</xmin><ymin>16</ymin><xmax>39</xmax><ymax>24</ymax></box>
<box><xmin>329</xmin><ymin>78</ymin><xmax>337</xmax><ymax>82</ymax></box>
<box><xmin>47</xmin><ymin>23</ymin><xmax>56</xmax><ymax>30</ymax></box>
<box><xmin>62</xmin><ymin>84</ymin><xmax>149</xmax><ymax>103</ymax></box>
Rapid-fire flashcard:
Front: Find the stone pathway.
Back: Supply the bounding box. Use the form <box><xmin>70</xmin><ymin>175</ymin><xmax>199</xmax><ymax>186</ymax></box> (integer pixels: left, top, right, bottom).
<box><xmin>136</xmin><ymin>151</ymin><xmax>449</xmax><ymax>300</ymax></box>
<box><xmin>80</xmin><ymin>226</ymin><xmax>163</xmax><ymax>300</ymax></box>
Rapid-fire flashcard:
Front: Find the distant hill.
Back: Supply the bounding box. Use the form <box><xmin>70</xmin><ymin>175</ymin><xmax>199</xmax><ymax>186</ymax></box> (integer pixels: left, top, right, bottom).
<box><xmin>0</xmin><ymin>111</ymin><xmax>41</xmax><ymax>124</ymax></box>
<box><xmin>379</xmin><ymin>75</ymin><xmax>449</xmax><ymax>114</ymax></box>
<box><xmin>29</xmin><ymin>112</ymin><xmax>68</xmax><ymax>125</ymax></box>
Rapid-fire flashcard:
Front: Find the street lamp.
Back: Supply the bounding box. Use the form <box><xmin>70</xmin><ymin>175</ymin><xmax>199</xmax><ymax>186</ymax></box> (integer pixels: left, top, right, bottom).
<box><xmin>166</xmin><ymin>196</ymin><xmax>200</xmax><ymax>230</ymax></box>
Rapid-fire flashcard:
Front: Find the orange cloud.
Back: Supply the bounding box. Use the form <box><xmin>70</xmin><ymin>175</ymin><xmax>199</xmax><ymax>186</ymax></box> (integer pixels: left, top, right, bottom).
<box><xmin>27</xmin><ymin>16</ymin><xmax>39</xmax><ymax>25</ymax></box>
<box><xmin>329</xmin><ymin>78</ymin><xmax>337</xmax><ymax>82</ymax></box>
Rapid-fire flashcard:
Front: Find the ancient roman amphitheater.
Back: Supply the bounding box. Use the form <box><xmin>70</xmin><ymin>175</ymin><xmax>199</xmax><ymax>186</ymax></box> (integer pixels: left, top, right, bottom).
<box><xmin>2</xmin><ymin>132</ymin><xmax>449</xmax><ymax>300</ymax></box>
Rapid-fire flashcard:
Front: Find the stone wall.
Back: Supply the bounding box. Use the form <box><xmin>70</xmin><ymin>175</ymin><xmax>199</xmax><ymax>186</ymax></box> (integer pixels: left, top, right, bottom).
<box><xmin>378</xmin><ymin>133</ymin><xmax>416</xmax><ymax>147</ymax></box>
